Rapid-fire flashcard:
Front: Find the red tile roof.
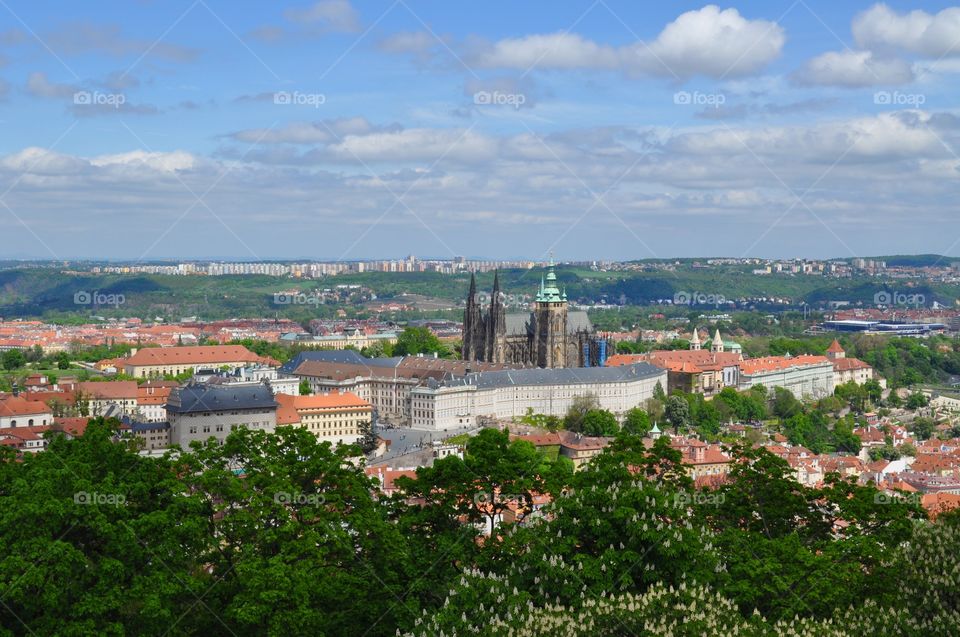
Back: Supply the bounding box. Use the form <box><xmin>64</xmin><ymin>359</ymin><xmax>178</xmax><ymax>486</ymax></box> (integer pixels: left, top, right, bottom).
<box><xmin>292</xmin><ymin>392</ymin><xmax>371</xmax><ymax>410</ymax></box>
<box><xmin>78</xmin><ymin>381</ymin><xmax>139</xmax><ymax>400</ymax></box>
<box><xmin>119</xmin><ymin>345</ymin><xmax>276</xmax><ymax>367</ymax></box>
<box><xmin>0</xmin><ymin>396</ymin><xmax>52</xmax><ymax>418</ymax></box>
<box><xmin>740</xmin><ymin>355</ymin><xmax>831</xmax><ymax>375</ymax></box>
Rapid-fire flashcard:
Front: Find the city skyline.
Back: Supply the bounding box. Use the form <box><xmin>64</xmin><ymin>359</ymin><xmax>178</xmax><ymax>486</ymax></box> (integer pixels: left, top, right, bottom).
<box><xmin>1</xmin><ymin>1</ymin><xmax>959</xmax><ymax>261</ymax></box>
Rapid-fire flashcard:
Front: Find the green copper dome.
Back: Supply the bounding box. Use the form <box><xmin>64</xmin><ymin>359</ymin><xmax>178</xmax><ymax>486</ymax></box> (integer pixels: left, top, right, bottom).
<box><xmin>536</xmin><ymin>260</ymin><xmax>564</xmax><ymax>303</ymax></box>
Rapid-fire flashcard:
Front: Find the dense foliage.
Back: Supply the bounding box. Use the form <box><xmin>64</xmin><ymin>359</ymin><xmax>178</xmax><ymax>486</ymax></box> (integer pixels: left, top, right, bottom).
<box><xmin>0</xmin><ymin>420</ymin><xmax>951</xmax><ymax>636</ymax></box>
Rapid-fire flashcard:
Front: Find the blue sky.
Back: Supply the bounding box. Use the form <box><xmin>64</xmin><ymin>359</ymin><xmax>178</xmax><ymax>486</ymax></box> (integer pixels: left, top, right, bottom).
<box><xmin>0</xmin><ymin>1</ymin><xmax>959</xmax><ymax>261</ymax></box>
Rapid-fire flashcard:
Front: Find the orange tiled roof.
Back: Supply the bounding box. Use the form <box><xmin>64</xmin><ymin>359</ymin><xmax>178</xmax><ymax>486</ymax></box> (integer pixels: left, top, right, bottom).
<box><xmin>0</xmin><ymin>396</ymin><xmax>52</xmax><ymax>418</ymax></box>
<box><xmin>292</xmin><ymin>392</ymin><xmax>371</xmax><ymax>410</ymax></box>
<box><xmin>78</xmin><ymin>381</ymin><xmax>139</xmax><ymax>400</ymax></box>
<box><xmin>120</xmin><ymin>345</ymin><xmax>276</xmax><ymax>367</ymax></box>
<box><xmin>740</xmin><ymin>355</ymin><xmax>831</xmax><ymax>375</ymax></box>
<box><xmin>833</xmin><ymin>357</ymin><xmax>872</xmax><ymax>372</ymax></box>
<box><xmin>274</xmin><ymin>394</ymin><xmax>302</xmax><ymax>425</ymax></box>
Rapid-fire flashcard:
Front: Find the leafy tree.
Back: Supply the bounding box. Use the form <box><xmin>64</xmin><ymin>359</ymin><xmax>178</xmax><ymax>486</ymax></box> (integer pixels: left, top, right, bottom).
<box><xmin>578</xmin><ymin>409</ymin><xmax>619</xmax><ymax>436</ymax></box>
<box><xmin>621</xmin><ymin>407</ymin><xmax>651</xmax><ymax>436</ymax></box>
<box><xmin>393</xmin><ymin>327</ymin><xmax>449</xmax><ymax>357</ymax></box>
<box><xmin>911</xmin><ymin>416</ymin><xmax>936</xmax><ymax>441</ymax></box>
<box><xmin>772</xmin><ymin>386</ymin><xmax>803</xmax><ymax>420</ymax></box>
<box><xmin>563</xmin><ymin>393</ymin><xmax>599</xmax><ymax>431</ymax></box>
<box><xmin>2</xmin><ymin>349</ymin><xmax>26</xmax><ymax>370</ymax></box>
<box><xmin>515</xmin><ymin>408</ymin><xmax>562</xmax><ymax>431</ymax></box>
<box><xmin>298</xmin><ymin>378</ymin><xmax>312</xmax><ymax>396</ymax></box>
<box><xmin>56</xmin><ymin>351</ymin><xmax>72</xmax><ymax>369</ymax></box>
<box><xmin>863</xmin><ymin>378</ymin><xmax>883</xmax><ymax>404</ymax></box>
<box><xmin>358</xmin><ymin>420</ymin><xmax>378</xmax><ymax>454</ymax></box>
<box><xmin>665</xmin><ymin>394</ymin><xmax>690</xmax><ymax>432</ymax></box>
<box><xmin>906</xmin><ymin>392</ymin><xmax>930</xmax><ymax>410</ymax></box>
<box><xmin>396</xmin><ymin>428</ymin><xmax>554</xmax><ymax>539</ymax></box>
<box><xmin>652</xmin><ymin>380</ymin><xmax>667</xmax><ymax>402</ymax></box>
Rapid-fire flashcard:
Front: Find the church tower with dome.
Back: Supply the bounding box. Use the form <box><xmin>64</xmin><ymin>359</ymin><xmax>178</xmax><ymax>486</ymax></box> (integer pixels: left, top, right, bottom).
<box><xmin>461</xmin><ymin>260</ymin><xmax>607</xmax><ymax>368</ymax></box>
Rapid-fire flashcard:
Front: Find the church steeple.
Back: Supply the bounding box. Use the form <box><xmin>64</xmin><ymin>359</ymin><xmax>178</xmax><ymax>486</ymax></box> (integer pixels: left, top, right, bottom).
<box><xmin>711</xmin><ymin>329</ymin><xmax>724</xmax><ymax>353</ymax></box>
<box><xmin>536</xmin><ymin>259</ymin><xmax>563</xmax><ymax>303</ymax></box>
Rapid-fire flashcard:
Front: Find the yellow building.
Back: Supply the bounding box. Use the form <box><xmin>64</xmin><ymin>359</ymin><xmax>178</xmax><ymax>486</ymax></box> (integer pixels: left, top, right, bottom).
<box><xmin>275</xmin><ymin>391</ymin><xmax>373</xmax><ymax>446</ymax></box>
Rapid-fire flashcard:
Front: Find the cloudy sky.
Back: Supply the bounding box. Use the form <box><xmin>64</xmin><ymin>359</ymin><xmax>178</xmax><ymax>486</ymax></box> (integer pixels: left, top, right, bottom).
<box><xmin>0</xmin><ymin>1</ymin><xmax>959</xmax><ymax>261</ymax></box>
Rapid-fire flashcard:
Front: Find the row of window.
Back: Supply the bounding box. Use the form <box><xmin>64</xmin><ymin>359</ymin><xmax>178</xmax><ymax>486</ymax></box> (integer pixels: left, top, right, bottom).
<box><xmin>5</xmin><ymin>418</ymin><xmax>49</xmax><ymax>427</ymax></box>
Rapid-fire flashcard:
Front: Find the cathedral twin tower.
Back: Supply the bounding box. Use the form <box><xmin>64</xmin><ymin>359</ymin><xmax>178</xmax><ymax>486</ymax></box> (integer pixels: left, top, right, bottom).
<box><xmin>461</xmin><ymin>262</ymin><xmax>607</xmax><ymax>369</ymax></box>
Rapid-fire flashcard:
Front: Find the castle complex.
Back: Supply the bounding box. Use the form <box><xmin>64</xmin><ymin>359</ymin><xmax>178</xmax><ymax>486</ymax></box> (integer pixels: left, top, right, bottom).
<box><xmin>461</xmin><ymin>262</ymin><xmax>607</xmax><ymax>368</ymax></box>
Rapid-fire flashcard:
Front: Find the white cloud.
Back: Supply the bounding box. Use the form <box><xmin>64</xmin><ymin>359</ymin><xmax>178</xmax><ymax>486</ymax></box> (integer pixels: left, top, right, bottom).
<box><xmin>45</xmin><ymin>22</ymin><xmax>198</xmax><ymax>62</ymax></box>
<box><xmin>470</xmin><ymin>6</ymin><xmax>784</xmax><ymax>78</ymax></box>
<box><xmin>326</xmin><ymin>128</ymin><xmax>499</xmax><ymax>162</ymax></box>
<box><xmin>474</xmin><ymin>33</ymin><xmax>619</xmax><ymax>71</ymax></box>
<box><xmin>794</xmin><ymin>50</ymin><xmax>914</xmax><ymax>86</ymax></box>
<box><xmin>25</xmin><ymin>72</ymin><xmax>77</xmax><ymax>98</ymax></box>
<box><xmin>90</xmin><ymin>150</ymin><xmax>198</xmax><ymax>173</ymax></box>
<box><xmin>378</xmin><ymin>31</ymin><xmax>438</xmax><ymax>55</ymax></box>
<box><xmin>0</xmin><ymin>147</ymin><xmax>87</xmax><ymax>174</ymax></box>
<box><xmin>669</xmin><ymin>112</ymin><xmax>945</xmax><ymax>160</ymax></box>
<box><xmin>284</xmin><ymin>1</ymin><xmax>360</xmax><ymax>33</ymax></box>
<box><xmin>634</xmin><ymin>5</ymin><xmax>785</xmax><ymax>78</ymax></box>
<box><xmin>853</xmin><ymin>4</ymin><xmax>960</xmax><ymax>57</ymax></box>
<box><xmin>229</xmin><ymin>117</ymin><xmax>390</xmax><ymax>144</ymax></box>
<box><xmin>4</xmin><ymin>111</ymin><xmax>959</xmax><ymax>259</ymax></box>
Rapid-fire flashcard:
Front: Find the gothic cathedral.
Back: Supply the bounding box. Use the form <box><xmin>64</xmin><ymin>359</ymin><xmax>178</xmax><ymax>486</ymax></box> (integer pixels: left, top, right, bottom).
<box><xmin>461</xmin><ymin>262</ymin><xmax>608</xmax><ymax>368</ymax></box>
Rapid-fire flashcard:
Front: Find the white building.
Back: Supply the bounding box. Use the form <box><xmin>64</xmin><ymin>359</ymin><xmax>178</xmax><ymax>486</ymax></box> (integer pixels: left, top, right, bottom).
<box><xmin>409</xmin><ymin>363</ymin><xmax>668</xmax><ymax>431</ymax></box>
<box><xmin>737</xmin><ymin>355</ymin><xmax>835</xmax><ymax>398</ymax></box>
<box><xmin>167</xmin><ymin>382</ymin><xmax>277</xmax><ymax>447</ymax></box>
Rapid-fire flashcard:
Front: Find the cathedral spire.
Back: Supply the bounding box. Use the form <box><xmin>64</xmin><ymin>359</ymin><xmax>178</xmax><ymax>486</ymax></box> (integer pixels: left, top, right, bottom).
<box><xmin>492</xmin><ymin>270</ymin><xmax>500</xmax><ymax>305</ymax></box>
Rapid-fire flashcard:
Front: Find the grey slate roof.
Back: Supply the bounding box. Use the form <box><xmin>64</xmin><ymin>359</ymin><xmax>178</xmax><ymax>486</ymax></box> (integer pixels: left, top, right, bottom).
<box><xmin>424</xmin><ymin>362</ymin><xmax>664</xmax><ymax>390</ymax></box>
<box><xmin>167</xmin><ymin>383</ymin><xmax>278</xmax><ymax>414</ymax></box>
<box><xmin>280</xmin><ymin>350</ymin><xmax>401</xmax><ymax>374</ymax></box>
<box><xmin>504</xmin><ymin>310</ymin><xmax>593</xmax><ymax>336</ymax></box>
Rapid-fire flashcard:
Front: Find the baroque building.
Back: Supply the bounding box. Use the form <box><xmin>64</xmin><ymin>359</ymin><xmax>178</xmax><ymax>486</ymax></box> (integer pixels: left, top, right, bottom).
<box><xmin>461</xmin><ymin>262</ymin><xmax>607</xmax><ymax>368</ymax></box>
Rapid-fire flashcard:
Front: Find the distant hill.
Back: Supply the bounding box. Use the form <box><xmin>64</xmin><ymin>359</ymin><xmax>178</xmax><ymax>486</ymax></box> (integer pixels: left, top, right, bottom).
<box><xmin>870</xmin><ymin>254</ymin><xmax>953</xmax><ymax>267</ymax></box>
